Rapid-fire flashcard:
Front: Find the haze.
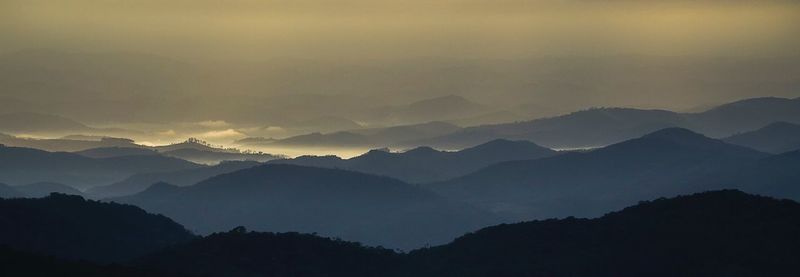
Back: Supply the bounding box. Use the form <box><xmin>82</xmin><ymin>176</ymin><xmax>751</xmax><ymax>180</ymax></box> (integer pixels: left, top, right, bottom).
<box><xmin>1</xmin><ymin>0</ymin><xmax>799</xmax><ymax>153</ymax></box>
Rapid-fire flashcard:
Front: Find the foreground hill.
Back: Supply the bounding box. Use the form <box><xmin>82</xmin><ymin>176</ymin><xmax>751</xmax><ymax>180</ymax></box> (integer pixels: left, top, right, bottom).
<box><xmin>132</xmin><ymin>190</ymin><xmax>800</xmax><ymax>277</ymax></box>
<box><xmin>271</xmin><ymin>139</ymin><xmax>556</xmax><ymax>183</ymax></box>
<box><xmin>87</xmin><ymin>161</ymin><xmax>261</xmax><ymax>198</ymax></box>
<box><xmin>0</xmin><ymin>246</ymin><xmax>173</xmax><ymax>277</ymax></box>
<box><xmin>137</xmin><ymin>228</ymin><xmax>400</xmax><ymax>277</ymax></box>
<box><xmin>404</xmin><ymin>190</ymin><xmax>800</xmax><ymax>277</ymax></box>
<box><xmin>112</xmin><ymin>164</ymin><xmax>499</xmax><ymax>249</ymax></box>
<box><xmin>0</xmin><ymin>145</ymin><xmax>202</xmax><ymax>189</ymax></box>
<box><xmin>723</xmin><ymin>121</ymin><xmax>800</xmax><ymax>154</ymax></box>
<box><xmin>429</xmin><ymin>128</ymin><xmax>769</xmax><ymax>220</ymax></box>
<box><xmin>0</xmin><ymin>194</ymin><xmax>195</xmax><ymax>263</ymax></box>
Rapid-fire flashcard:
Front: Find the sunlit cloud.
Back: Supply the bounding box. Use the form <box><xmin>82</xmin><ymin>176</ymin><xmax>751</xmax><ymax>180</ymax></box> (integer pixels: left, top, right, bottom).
<box><xmin>198</xmin><ymin>129</ymin><xmax>246</xmax><ymax>139</ymax></box>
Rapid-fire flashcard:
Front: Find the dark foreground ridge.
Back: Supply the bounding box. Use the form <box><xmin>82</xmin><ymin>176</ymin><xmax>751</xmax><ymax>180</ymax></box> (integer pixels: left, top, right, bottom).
<box><xmin>2</xmin><ymin>190</ymin><xmax>798</xmax><ymax>276</ymax></box>
<box><xmin>131</xmin><ymin>190</ymin><xmax>800</xmax><ymax>277</ymax></box>
<box><xmin>0</xmin><ymin>193</ymin><xmax>195</xmax><ymax>263</ymax></box>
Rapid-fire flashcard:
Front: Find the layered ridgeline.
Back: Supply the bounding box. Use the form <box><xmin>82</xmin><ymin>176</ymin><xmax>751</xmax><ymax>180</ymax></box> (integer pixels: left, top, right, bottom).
<box><xmin>405</xmin><ymin>97</ymin><xmax>800</xmax><ymax>149</ymax></box>
<box><xmin>87</xmin><ymin>160</ymin><xmax>261</xmax><ymax>198</ymax></box>
<box><xmin>241</xmin><ymin>121</ymin><xmax>463</xmax><ymax>148</ymax></box>
<box><xmin>0</xmin><ymin>194</ymin><xmax>195</xmax><ymax>263</ymax></box>
<box><xmin>135</xmin><ymin>229</ymin><xmax>401</xmax><ymax>277</ymax></box>
<box><xmin>401</xmin><ymin>190</ymin><xmax>800</xmax><ymax>277</ymax></box>
<box><xmin>270</xmin><ymin>139</ymin><xmax>556</xmax><ymax>183</ymax></box>
<box><xmin>112</xmin><ymin>164</ymin><xmax>499</xmax><ymax>250</ymax></box>
<box><xmin>723</xmin><ymin>121</ymin><xmax>800</xmax><ymax>154</ymax></box>
<box><xmin>0</xmin><ymin>145</ymin><xmax>202</xmax><ymax>190</ymax></box>
<box><xmin>130</xmin><ymin>190</ymin><xmax>800</xmax><ymax>277</ymax></box>
<box><xmin>76</xmin><ymin>138</ymin><xmax>283</xmax><ymax>165</ymax></box>
<box><xmin>427</xmin><ymin>128</ymin><xmax>771</xmax><ymax>220</ymax></box>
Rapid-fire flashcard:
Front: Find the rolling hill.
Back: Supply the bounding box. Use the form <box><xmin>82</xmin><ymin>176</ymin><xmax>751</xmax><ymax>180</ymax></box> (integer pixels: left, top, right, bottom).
<box><xmin>723</xmin><ymin>121</ymin><xmax>800</xmax><ymax>154</ymax></box>
<box><xmin>0</xmin><ymin>193</ymin><xmax>195</xmax><ymax>263</ymax></box>
<box><xmin>112</xmin><ymin>164</ymin><xmax>500</xmax><ymax>250</ymax></box>
<box><xmin>271</xmin><ymin>139</ymin><xmax>556</xmax><ymax>183</ymax></box>
<box><xmin>87</xmin><ymin>161</ymin><xmax>261</xmax><ymax>198</ymax></box>
<box><xmin>428</xmin><ymin>128</ymin><xmax>769</xmax><ymax>220</ymax></box>
<box><xmin>0</xmin><ymin>145</ymin><xmax>202</xmax><ymax>190</ymax></box>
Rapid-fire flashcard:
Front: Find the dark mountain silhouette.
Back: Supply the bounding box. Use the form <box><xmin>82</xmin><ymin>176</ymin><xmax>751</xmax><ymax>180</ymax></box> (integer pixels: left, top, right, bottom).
<box><xmin>133</xmin><ymin>190</ymin><xmax>800</xmax><ymax>277</ymax></box>
<box><xmin>404</xmin><ymin>190</ymin><xmax>800</xmax><ymax>277</ymax></box>
<box><xmin>0</xmin><ymin>112</ymin><xmax>90</xmax><ymax>134</ymax></box>
<box><xmin>0</xmin><ymin>246</ymin><xmax>174</xmax><ymax>277</ymax></box>
<box><xmin>0</xmin><ymin>193</ymin><xmax>195</xmax><ymax>263</ymax></box>
<box><xmin>0</xmin><ymin>145</ymin><xmax>202</xmax><ymax>190</ymax></box>
<box><xmin>112</xmin><ymin>164</ymin><xmax>499</xmax><ymax>249</ymax></box>
<box><xmin>404</xmin><ymin>97</ymin><xmax>800</xmax><ymax>149</ymax></box>
<box><xmin>136</xmin><ymin>228</ymin><xmax>400</xmax><ymax>277</ymax></box>
<box><xmin>254</xmin><ymin>121</ymin><xmax>461</xmax><ymax>148</ymax></box>
<box><xmin>13</xmin><ymin>182</ymin><xmax>84</xmax><ymax>198</ymax></box>
<box><xmin>76</xmin><ymin>147</ymin><xmax>158</xmax><ymax>158</ymax></box>
<box><xmin>428</xmin><ymin>128</ymin><xmax>769</xmax><ymax>220</ymax></box>
<box><xmin>272</xmin><ymin>139</ymin><xmax>556</xmax><ymax>183</ymax></box>
<box><xmin>87</xmin><ymin>161</ymin><xmax>261</xmax><ymax>198</ymax></box>
<box><xmin>723</xmin><ymin>121</ymin><xmax>800</xmax><ymax>153</ymax></box>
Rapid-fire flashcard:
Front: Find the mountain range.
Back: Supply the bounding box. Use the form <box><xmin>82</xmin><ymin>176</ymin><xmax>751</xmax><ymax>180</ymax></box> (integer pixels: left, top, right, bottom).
<box><xmin>426</xmin><ymin>128</ymin><xmax>771</xmax><ymax>220</ymax></box>
<box><xmin>0</xmin><ymin>145</ymin><xmax>202</xmax><ymax>190</ymax></box>
<box><xmin>130</xmin><ymin>190</ymin><xmax>800</xmax><ymax>276</ymax></box>
<box><xmin>2</xmin><ymin>186</ymin><xmax>799</xmax><ymax>276</ymax></box>
<box><xmin>270</xmin><ymin>139</ymin><xmax>556</xmax><ymax>183</ymax></box>
<box><xmin>87</xmin><ymin>160</ymin><xmax>261</xmax><ymax>198</ymax></box>
<box><xmin>112</xmin><ymin>164</ymin><xmax>499</xmax><ymax>250</ymax></box>
<box><xmin>242</xmin><ymin>121</ymin><xmax>462</xmax><ymax>148</ymax></box>
<box><xmin>405</xmin><ymin>97</ymin><xmax>800</xmax><ymax>149</ymax></box>
<box><xmin>723</xmin><ymin>121</ymin><xmax>800</xmax><ymax>154</ymax></box>
<box><xmin>243</xmin><ymin>96</ymin><xmax>800</xmax><ymax>151</ymax></box>
<box><xmin>0</xmin><ymin>193</ymin><xmax>194</xmax><ymax>263</ymax></box>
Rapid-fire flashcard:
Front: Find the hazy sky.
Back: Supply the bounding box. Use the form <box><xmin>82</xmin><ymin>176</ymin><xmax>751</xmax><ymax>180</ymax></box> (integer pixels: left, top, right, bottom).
<box><xmin>4</xmin><ymin>0</ymin><xmax>800</xmax><ymax>60</ymax></box>
<box><xmin>1</xmin><ymin>0</ymin><xmax>799</xmax><ymax>136</ymax></box>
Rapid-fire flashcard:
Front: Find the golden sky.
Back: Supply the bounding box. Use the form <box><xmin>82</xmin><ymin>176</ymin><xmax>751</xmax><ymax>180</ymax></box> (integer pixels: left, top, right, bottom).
<box><xmin>3</xmin><ymin>0</ymin><xmax>800</xmax><ymax>60</ymax></box>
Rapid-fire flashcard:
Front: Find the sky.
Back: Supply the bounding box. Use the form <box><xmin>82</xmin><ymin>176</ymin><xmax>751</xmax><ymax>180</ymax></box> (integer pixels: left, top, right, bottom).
<box><xmin>4</xmin><ymin>0</ymin><xmax>800</xmax><ymax>60</ymax></box>
<box><xmin>1</xmin><ymin>0</ymin><xmax>799</xmax><ymax>145</ymax></box>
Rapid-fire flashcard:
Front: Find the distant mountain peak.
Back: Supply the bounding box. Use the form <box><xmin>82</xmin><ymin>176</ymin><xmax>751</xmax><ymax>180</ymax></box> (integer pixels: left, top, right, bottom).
<box><xmin>403</xmin><ymin>146</ymin><xmax>441</xmax><ymax>155</ymax></box>
<box><xmin>641</xmin><ymin>127</ymin><xmax>707</xmax><ymax>141</ymax></box>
